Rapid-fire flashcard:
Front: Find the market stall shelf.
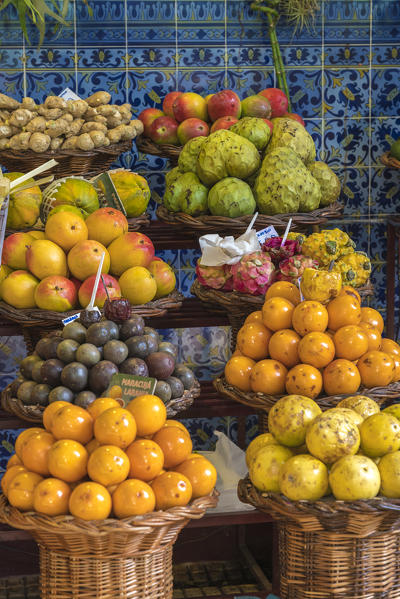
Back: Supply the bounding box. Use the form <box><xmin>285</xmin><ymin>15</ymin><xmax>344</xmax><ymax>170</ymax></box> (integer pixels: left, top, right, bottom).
<box><xmin>0</xmin><ymin>491</ymin><xmax>218</xmax><ymax>599</ymax></box>
<box><xmin>238</xmin><ymin>477</ymin><xmax>400</xmax><ymax>599</ymax></box>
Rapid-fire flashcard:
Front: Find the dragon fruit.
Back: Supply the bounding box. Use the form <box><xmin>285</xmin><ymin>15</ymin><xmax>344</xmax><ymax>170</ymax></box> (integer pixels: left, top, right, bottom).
<box><xmin>196</xmin><ymin>259</ymin><xmax>233</xmax><ymax>290</ymax></box>
<box><xmin>262</xmin><ymin>236</ymin><xmax>302</xmax><ymax>264</ymax></box>
<box><xmin>277</xmin><ymin>255</ymin><xmax>319</xmax><ymax>283</ymax></box>
<box><xmin>231</xmin><ymin>251</ymin><xmax>275</xmax><ymax>295</ymax></box>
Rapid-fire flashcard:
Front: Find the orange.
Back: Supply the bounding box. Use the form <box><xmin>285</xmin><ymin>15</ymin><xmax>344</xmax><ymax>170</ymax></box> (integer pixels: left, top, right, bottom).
<box><xmin>244</xmin><ymin>310</ymin><xmax>263</xmax><ymax>325</ymax></box>
<box><xmin>334</xmin><ymin>325</ymin><xmax>369</xmax><ymax>361</ymax></box>
<box><xmin>151</xmin><ymin>471</ymin><xmax>192</xmax><ymax>510</ymax></box>
<box><xmin>236</xmin><ymin>322</ymin><xmax>271</xmax><ymax>361</ymax></box>
<box><xmin>360</xmin><ymin>307</ymin><xmax>384</xmax><ymax>334</ymax></box>
<box><xmin>326</xmin><ymin>295</ymin><xmax>361</xmax><ymax>331</ymax></box>
<box><xmin>298</xmin><ymin>332</ymin><xmax>335</xmax><ymax>369</ymax></box>
<box><xmin>163</xmin><ymin>420</ymin><xmax>190</xmax><ymax>436</ymax></box>
<box><xmin>126</xmin><ymin>395</ymin><xmax>166</xmax><ymax>437</ymax></box>
<box><xmin>323</xmin><ymin>359</ymin><xmax>361</xmax><ymax>395</ymax></box>
<box><xmin>8</xmin><ymin>471</ymin><xmax>43</xmax><ymax>511</ymax></box>
<box><xmin>33</xmin><ymin>478</ymin><xmax>71</xmax><ymax>516</ymax></box>
<box><xmin>51</xmin><ymin>405</ymin><xmax>94</xmax><ymax>445</ymax></box>
<box><xmin>285</xmin><ymin>364</ymin><xmax>323</xmax><ymax>399</ymax></box>
<box><xmin>357</xmin><ymin>351</ymin><xmax>394</xmax><ymax>388</ymax></box>
<box><xmin>1</xmin><ymin>465</ymin><xmax>26</xmax><ymax>497</ymax></box>
<box><xmin>43</xmin><ymin>401</ymin><xmax>71</xmax><ymax>432</ymax></box>
<box><xmin>152</xmin><ymin>427</ymin><xmax>192</xmax><ymax>469</ymax></box>
<box><xmin>391</xmin><ymin>355</ymin><xmax>400</xmax><ymax>383</ymax></box>
<box><xmin>268</xmin><ymin>329</ymin><xmax>300</xmax><ymax>369</ymax></box>
<box><xmin>87</xmin><ymin>397</ymin><xmax>121</xmax><ymax>420</ymax></box>
<box><xmin>69</xmin><ymin>482</ymin><xmax>112</xmax><ymax>520</ymax></box>
<box><xmin>6</xmin><ymin>454</ymin><xmax>22</xmax><ymax>469</ymax></box>
<box><xmin>21</xmin><ymin>431</ymin><xmax>55</xmax><ymax>476</ymax></box>
<box><xmin>292</xmin><ymin>301</ymin><xmax>328</xmax><ymax>336</ymax></box>
<box><xmin>108</xmin><ymin>385</ymin><xmax>123</xmax><ymax>399</ymax></box>
<box><xmin>87</xmin><ymin>445</ymin><xmax>130</xmax><ymax>487</ymax></box>
<box><xmin>262</xmin><ymin>297</ymin><xmax>294</xmax><ymax>331</ymax></box>
<box><xmin>250</xmin><ymin>360</ymin><xmax>288</xmax><ymax>395</ymax></box>
<box><xmin>94</xmin><ymin>408</ymin><xmax>137</xmax><ymax>449</ymax></box>
<box><xmin>112</xmin><ymin>479</ymin><xmax>155</xmax><ymax>518</ymax></box>
<box><xmin>359</xmin><ymin>322</ymin><xmax>382</xmax><ymax>351</ymax></box>
<box><xmin>86</xmin><ymin>438</ymin><xmax>101</xmax><ymax>455</ymax></box>
<box><xmin>175</xmin><ymin>457</ymin><xmax>217</xmax><ymax>499</ymax></box>
<box><xmin>231</xmin><ymin>347</ymin><xmax>242</xmax><ymax>357</ymax></box>
<box><xmin>125</xmin><ymin>439</ymin><xmax>164</xmax><ymax>481</ymax></box>
<box><xmin>265</xmin><ymin>281</ymin><xmax>301</xmax><ymax>306</ymax></box>
<box><xmin>15</xmin><ymin>427</ymin><xmax>44</xmax><ymax>460</ymax></box>
<box><xmin>224</xmin><ymin>356</ymin><xmax>255</xmax><ymax>391</ymax></box>
<box><xmin>339</xmin><ymin>286</ymin><xmax>361</xmax><ymax>304</ymax></box>
<box><xmin>47</xmin><ymin>439</ymin><xmax>88</xmax><ymax>483</ymax></box>
<box><xmin>187</xmin><ymin>453</ymin><xmax>204</xmax><ymax>460</ymax></box>
<box><xmin>381</xmin><ymin>339</ymin><xmax>400</xmax><ymax>358</ymax></box>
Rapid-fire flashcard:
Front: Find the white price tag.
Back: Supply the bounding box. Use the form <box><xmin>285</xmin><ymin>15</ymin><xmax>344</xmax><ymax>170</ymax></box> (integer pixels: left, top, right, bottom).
<box><xmin>59</xmin><ymin>88</ymin><xmax>81</xmax><ymax>101</ymax></box>
<box><xmin>256</xmin><ymin>225</ymin><xmax>278</xmax><ymax>245</ymax></box>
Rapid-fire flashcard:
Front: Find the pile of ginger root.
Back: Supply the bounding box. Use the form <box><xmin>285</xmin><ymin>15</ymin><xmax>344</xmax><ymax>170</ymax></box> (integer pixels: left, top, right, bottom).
<box><xmin>0</xmin><ymin>91</ymin><xmax>144</xmax><ymax>153</ymax></box>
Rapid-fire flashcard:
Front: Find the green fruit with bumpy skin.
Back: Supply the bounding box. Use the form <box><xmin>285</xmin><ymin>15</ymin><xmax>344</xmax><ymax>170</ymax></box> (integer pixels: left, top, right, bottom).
<box><xmin>266</xmin><ymin>117</ymin><xmax>316</xmax><ymax>165</ymax></box>
<box><xmin>164</xmin><ymin>167</ymin><xmax>184</xmax><ymax>188</ymax></box>
<box><xmin>208</xmin><ymin>177</ymin><xmax>256</xmax><ymax>217</ymax></box>
<box><xmin>279</xmin><ymin>454</ymin><xmax>329</xmax><ymax>501</ymax></box>
<box><xmin>308</xmin><ymin>161</ymin><xmax>341</xmax><ymax>207</ymax></box>
<box><xmin>329</xmin><ymin>454</ymin><xmax>380</xmax><ymax>500</ymax></box>
<box><xmin>268</xmin><ymin>395</ymin><xmax>322</xmax><ymax>447</ymax></box>
<box><xmin>230</xmin><ymin>117</ymin><xmax>271</xmax><ymax>151</ymax></box>
<box><xmin>163</xmin><ymin>172</ymin><xmax>208</xmax><ymax>216</ymax></box>
<box><xmin>178</xmin><ymin>137</ymin><xmax>207</xmax><ymax>173</ymax></box>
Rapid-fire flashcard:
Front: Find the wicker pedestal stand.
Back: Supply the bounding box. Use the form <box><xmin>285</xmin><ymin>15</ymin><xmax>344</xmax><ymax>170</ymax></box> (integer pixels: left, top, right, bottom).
<box><xmin>238</xmin><ymin>478</ymin><xmax>400</xmax><ymax>599</ymax></box>
<box><xmin>0</xmin><ymin>493</ymin><xmax>218</xmax><ymax>599</ymax></box>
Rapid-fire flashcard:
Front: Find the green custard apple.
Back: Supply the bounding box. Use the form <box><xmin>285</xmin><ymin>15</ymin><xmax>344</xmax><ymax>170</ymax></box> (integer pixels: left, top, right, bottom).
<box><xmin>230</xmin><ymin>117</ymin><xmax>271</xmax><ymax>151</ymax></box>
<box><xmin>266</xmin><ymin>117</ymin><xmax>316</xmax><ymax>165</ymax></box>
<box><xmin>163</xmin><ymin>171</ymin><xmax>208</xmax><ymax>216</ymax></box>
<box><xmin>207</xmin><ymin>177</ymin><xmax>256</xmax><ymax>217</ymax></box>
<box><xmin>178</xmin><ymin>136</ymin><xmax>207</xmax><ymax>173</ymax></box>
<box><xmin>308</xmin><ymin>161</ymin><xmax>341</xmax><ymax>207</ymax></box>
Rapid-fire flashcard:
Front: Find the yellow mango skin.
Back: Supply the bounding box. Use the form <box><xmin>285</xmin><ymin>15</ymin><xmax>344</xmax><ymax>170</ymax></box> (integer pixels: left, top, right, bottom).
<box><xmin>5</xmin><ymin>173</ymin><xmax>42</xmax><ymax>229</ymax></box>
<box><xmin>300</xmin><ymin>268</ymin><xmax>342</xmax><ymax>304</ymax></box>
<box><xmin>109</xmin><ymin>171</ymin><xmax>150</xmax><ymax>217</ymax></box>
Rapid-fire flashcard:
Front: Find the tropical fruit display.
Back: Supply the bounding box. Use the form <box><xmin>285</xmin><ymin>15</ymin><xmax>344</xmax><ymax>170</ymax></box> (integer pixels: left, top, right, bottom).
<box><xmin>10</xmin><ymin>309</ymin><xmax>198</xmax><ymax>409</ymax></box>
<box><xmin>2</xmin><ymin>397</ymin><xmax>216</xmax><ymax>518</ymax></box>
<box><xmin>0</xmin><ymin>91</ymin><xmax>143</xmax><ymax>154</ymax></box>
<box><xmin>224</xmin><ymin>280</ymin><xmax>396</xmax><ymax>398</ymax></box>
<box><xmin>0</xmin><ymin>208</ymin><xmax>176</xmax><ymax>311</ymax></box>
<box><xmin>195</xmin><ymin>228</ymin><xmax>371</xmax><ymax>296</ymax></box>
<box><xmin>245</xmin><ymin>393</ymin><xmax>400</xmax><ymax>502</ymax></box>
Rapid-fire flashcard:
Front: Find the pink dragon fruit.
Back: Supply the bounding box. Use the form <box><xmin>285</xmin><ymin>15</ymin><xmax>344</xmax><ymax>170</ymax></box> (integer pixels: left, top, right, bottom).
<box><xmin>262</xmin><ymin>237</ymin><xmax>302</xmax><ymax>265</ymax></box>
<box><xmin>277</xmin><ymin>255</ymin><xmax>319</xmax><ymax>283</ymax></box>
<box><xmin>196</xmin><ymin>259</ymin><xmax>233</xmax><ymax>290</ymax></box>
<box><xmin>231</xmin><ymin>251</ymin><xmax>275</xmax><ymax>295</ymax></box>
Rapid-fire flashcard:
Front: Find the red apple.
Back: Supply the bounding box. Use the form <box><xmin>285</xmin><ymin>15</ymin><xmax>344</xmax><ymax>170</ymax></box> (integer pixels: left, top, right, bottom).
<box><xmin>34</xmin><ymin>275</ymin><xmax>78</xmax><ymax>312</ymax></box>
<box><xmin>263</xmin><ymin>119</ymin><xmax>274</xmax><ymax>133</ymax></box>
<box><xmin>241</xmin><ymin>95</ymin><xmax>271</xmax><ymax>119</ymax></box>
<box><xmin>210</xmin><ymin>116</ymin><xmax>239</xmax><ymax>133</ymax></box>
<box><xmin>283</xmin><ymin>112</ymin><xmax>305</xmax><ymax>127</ymax></box>
<box><xmin>138</xmin><ymin>108</ymin><xmax>164</xmax><ymax>137</ymax></box>
<box><xmin>177</xmin><ymin>118</ymin><xmax>209</xmax><ymax>145</ymax></box>
<box><xmin>207</xmin><ymin>90</ymin><xmax>241</xmax><ymax>121</ymax></box>
<box><xmin>258</xmin><ymin>88</ymin><xmax>288</xmax><ymax>118</ymax></box>
<box><xmin>172</xmin><ymin>92</ymin><xmax>208</xmax><ymax>122</ymax></box>
<box><xmin>149</xmin><ymin>116</ymin><xmax>179</xmax><ymax>145</ymax></box>
<box><xmin>78</xmin><ymin>273</ymin><xmax>121</xmax><ymax>308</ymax></box>
<box><xmin>163</xmin><ymin>91</ymin><xmax>183</xmax><ymax>118</ymax></box>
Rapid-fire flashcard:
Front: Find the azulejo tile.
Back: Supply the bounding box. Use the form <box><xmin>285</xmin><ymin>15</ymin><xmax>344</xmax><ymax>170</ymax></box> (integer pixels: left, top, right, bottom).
<box><xmin>324</xmin><ymin>1</ymin><xmax>371</xmax><ymax>43</ymax></box>
<box><xmin>372</xmin><ymin>0</ymin><xmax>400</xmax><ymax>45</ymax></box>
<box><xmin>287</xmin><ymin>69</ymin><xmax>323</xmax><ymax>118</ymax></box>
<box><xmin>370</xmin><ymin>261</ymin><xmax>387</xmax><ymax>313</ymax></box>
<box><xmin>339</xmin><ymin>167</ymin><xmax>370</xmax><ymax>216</ymax></box>
<box><xmin>77</xmin><ymin>71</ymin><xmax>127</xmax><ymax>104</ymax></box>
<box><xmin>180</xmin><ymin>249</ymin><xmax>201</xmax><ymax>270</ymax></box>
<box><xmin>180</xmin><ymin>47</ymin><xmax>225</xmax><ymax>69</ymax></box>
<box><xmin>371</xmin><ymin>69</ymin><xmax>400</xmax><ymax>117</ymax></box>
<box><xmin>180</xmin><ymin>416</ymin><xmax>239</xmax><ymax>451</ymax></box>
<box><xmin>282</xmin><ymin>46</ymin><xmax>322</xmax><ymax>68</ymax></box>
<box><xmin>177</xmin><ymin>1</ymin><xmax>225</xmax><ymax>22</ymax></box>
<box><xmin>323</xmin><ymin>68</ymin><xmax>370</xmax><ymax>118</ymax></box>
<box><xmin>370</xmin><ymin>167</ymin><xmax>400</xmax><ymax>215</ymax></box>
<box><xmin>322</xmin><ymin>118</ymin><xmax>370</xmax><ymax>167</ymax></box>
<box><xmin>0</xmin><ymin>48</ymin><xmax>22</xmax><ymax>69</ymax></box>
<box><xmin>77</xmin><ymin>23</ymin><xmax>126</xmax><ymax>46</ymax></box>
<box><xmin>370</xmin><ymin>117</ymin><xmax>400</xmax><ymax>164</ymax></box>
<box><xmin>179</xmin><ymin>269</ymin><xmax>196</xmax><ymax>297</ymax></box>
<box><xmin>24</xmin><ymin>48</ymin><xmax>75</xmax><ymax>69</ymax></box>
<box><xmin>0</xmin><ymin>430</ymin><xmax>25</xmax><ymax>475</ymax></box>
<box><xmin>127</xmin><ymin>70</ymin><xmax>177</xmax><ymax>113</ymax></box>
<box><xmin>0</xmin><ymin>70</ymin><xmax>25</xmax><ymax>100</ymax></box>
<box><xmin>129</xmin><ymin>47</ymin><xmax>177</xmax><ymax>69</ymax></box>
<box><xmin>370</xmin><ymin>220</ymin><xmax>388</xmax><ymax>263</ymax></box>
<box><xmin>373</xmin><ymin>46</ymin><xmax>400</xmax><ymax>67</ymax></box>
<box><xmin>229</xmin><ymin>46</ymin><xmax>273</xmax><ymax>68</ymax></box>
<box><xmin>306</xmin><ymin>119</ymin><xmax>323</xmax><ymax>156</ymax></box>
<box><xmin>177</xmin><ymin>69</ymin><xmax>274</xmax><ymax>96</ymax></box>
<box><xmin>25</xmin><ymin>71</ymin><xmax>76</xmax><ymax>102</ymax></box>
<box><xmin>133</xmin><ymin>151</ymin><xmax>168</xmax><ymax>173</ymax></box>
<box><xmin>155</xmin><ymin>250</ymin><xmax>180</xmax><ymax>269</ymax></box>
<box><xmin>77</xmin><ymin>0</ymin><xmax>125</xmax><ymax>22</ymax></box>
<box><xmin>180</xmin><ymin>325</ymin><xmax>230</xmax><ymax>380</ymax></box>
<box><xmin>78</xmin><ymin>48</ymin><xmax>129</xmax><ymax>69</ymax></box>
<box><xmin>325</xmin><ymin>45</ymin><xmax>370</xmax><ymax>67</ymax></box>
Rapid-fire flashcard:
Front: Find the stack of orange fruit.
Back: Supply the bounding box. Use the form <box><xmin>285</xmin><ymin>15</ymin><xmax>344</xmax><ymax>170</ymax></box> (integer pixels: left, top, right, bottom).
<box><xmin>2</xmin><ymin>395</ymin><xmax>216</xmax><ymax>520</ymax></box>
<box><xmin>225</xmin><ymin>281</ymin><xmax>399</xmax><ymax>398</ymax></box>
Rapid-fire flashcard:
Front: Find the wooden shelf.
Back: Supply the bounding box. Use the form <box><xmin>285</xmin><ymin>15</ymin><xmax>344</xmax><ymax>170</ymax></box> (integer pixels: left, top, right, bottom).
<box><xmin>144</xmin><ymin>219</ymin><xmax>203</xmax><ymax>249</ymax></box>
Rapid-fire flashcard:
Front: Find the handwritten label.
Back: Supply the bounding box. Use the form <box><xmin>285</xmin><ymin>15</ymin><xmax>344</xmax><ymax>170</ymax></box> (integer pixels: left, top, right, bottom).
<box><xmin>92</xmin><ymin>172</ymin><xmax>127</xmax><ymax>216</ymax></box>
<box><xmin>256</xmin><ymin>225</ymin><xmax>278</xmax><ymax>245</ymax></box>
<box><xmin>59</xmin><ymin>88</ymin><xmax>81</xmax><ymax>101</ymax></box>
<box><xmin>106</xmin><ymin>373</ymin><xmax>157</xmax><ymax>407</ymax></box>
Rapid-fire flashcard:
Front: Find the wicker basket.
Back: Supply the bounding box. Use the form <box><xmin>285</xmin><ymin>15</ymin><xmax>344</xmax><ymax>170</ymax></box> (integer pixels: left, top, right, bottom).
<box><xmin>135</xmin><ymin>136</ymin><xmax>181</xmax><ymax>164</ymax></box>
<box><xmin>238</xmin><ymin>477</ymin><xmax>400</xmax><ymax>599</ymax></box>
<box><xmin>0</xmin><ymin>289</ymin><xmax>184</xmax><ymax>328</ymax></box>
<box><xmin>213</xmin><ymin>375</ymin><xmax>400</xmax><ymax>414</ymax></box>
<box><xmin>381</xmin><ymin>151</ymin><xmax>400</xmax><ymax>170</ymax></box>
<box><xmin>157</xmin><ymin>202</ymin><xmax>344</xmax><ymax>235</ymax></box>
<box><xmin>1</xmin><ymin>378</ymin><xmax>201</xmax><ymax>424</ymax></box>
<box><xmin>0</xmin><ymin>492</ymin><xmax>218</xmax><ymax>599</ymax></box>
<box><xmin>0</xmin><ymin>141</ymin><xmax>133</xmax><ymax>180</ymax></box>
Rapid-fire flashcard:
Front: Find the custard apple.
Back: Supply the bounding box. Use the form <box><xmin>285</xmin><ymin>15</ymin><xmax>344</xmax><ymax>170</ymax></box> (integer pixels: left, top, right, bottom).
<box><xmin>163</xmin><ymin>172</ymin><xmax>208</xmax><ymax>215</ymax></box>
<box><xmin>254</xmin><ymin>147</ymin><xmax>321</xmax><ymax>215</ymax></box>
<box><xmin>178</xmin><ymin>136</ymin><xmax>207</xmax><ymax>173</ymax></box>
<box><xmin>196</xmin><ymin>130</ymin><xmax>260</xmax><ymax>186</ymax></box>
<box><xmin>266</xmin><ymin>117</ymin><xmax>316</xmax><ymax>165</ymax></box>
<box><xmin>230</xmin><ymin>117</ymin><xmax>271</xmax><ymax>151</ymax></box>
<box><xmin>208</xmin><ymin>177</ymin><xmax>256</xmax><ymax>217</ymax></box>
<box><xmin>308</xmin><ymin>161</ymin><xmax>341</xmax><ymax>207</ymax></box>
<box><xmin>165</xmin><ymin>167</ymin><xmax>183</xmax><ymax>188</ymax></box>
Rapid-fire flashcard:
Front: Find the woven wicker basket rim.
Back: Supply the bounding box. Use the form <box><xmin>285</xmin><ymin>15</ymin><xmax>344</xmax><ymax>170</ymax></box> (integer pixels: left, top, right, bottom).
<box><xmin>157</xmin><ymin>202</ymin><xmax>344</xmax><ymax>233</ymax></box>
<box><xmin>1</xmin><ymin>378</ymin><xmax>200</xmax><ymax>423</ymax></box>
<box><xmin>381</xmin><ymin>151</ymin><xmax>400</xmax><ymax>169</ymax></box>
<box><xmin>136</xmin><ymin>135</ymin><xmax>181</xmax><ymax>159</ymax></box>
<box><xmin>0</xmin><ymin>491</ymin><xmax>218</xmax><ymax>536</ymax></box>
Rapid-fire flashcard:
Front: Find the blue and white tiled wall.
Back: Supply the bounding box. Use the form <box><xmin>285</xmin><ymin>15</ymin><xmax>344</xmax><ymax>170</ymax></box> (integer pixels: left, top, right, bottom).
<box><xmin>0</xmin><ymin>0</ymin><xmax>399</xmax><ymax>462</ymax></box>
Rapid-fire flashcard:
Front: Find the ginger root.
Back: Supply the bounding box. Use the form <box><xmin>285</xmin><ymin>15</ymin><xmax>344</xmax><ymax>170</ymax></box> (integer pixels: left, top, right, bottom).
<box><xmin>44</xmin><ymin>96</ymin><xmax>67</xmax><ymax>110</ymax></box>
<box><xmin>45</xmin><ymin>118</ymin><xmax>70</xmax><ymax>138</ymax></box>
<box><xmin>62</xmin><ymin>136</ymin><xmax>78</xmax><ymax>150</ymax></box>
<box><xmin>50</xmin><ymin>137</ymin><xmax>64</xmax><ymax>151</ymax></box>
<box><xmin>76</xmin><ymin>133</ymin><xmax>95</xmax><ymax>151</ymax></box>
<box><xmin>86</xmin><ymin>91</ymin><xmax>111</xmax><ymax>107</ymax></box>
<box><xmin>66</xmin><ymin>99</ymin><xmax>88</xmax><ymax>118</ymax></box>
<box><xmin>9</xmin><ymin>132</ymin><xmax>32</xmax><ymax>151</ymax></box>
<box><xmin>0</xmin><ymin>124</ymin><xmax>14</xmax><ymax>139</ymax></box>
<box><xmin>29</xmin><ymin>132</ymin><xmax>51</xmax><ymax>153</ymax></box>
<box><xmin>9</xmin><ymin>109</ymin><xmax>34</xmax><ymax>128</ymax></box>
<box><xmin>26</xmin><ymin>116</ymin><xmax>47</xmax><ymax>133</ymax></box>
<box><xmin>21</xmin><ymin>97</ymin><xmax>37</xmax><ymax>111</ymax></box>
<box><xmin>66</xmin><ymin>118</ymin><xmax>84</xmax><ymax>137</ymax></box>
<box><xmin>81</xmin><ymin>121</ymin><xmax>107</xmax><ymax>134</ymax></box>
<box><xmin>0</xmin><ymin>93</ymin><xmax>20</xmax><ymax>110</ymax></box>
<box><xmin>89</xmin><ymin>130</ymin><xmax>107</xmax><ymax>148</ymax></box>
<box><xmin>37</xmin><ymin>106</ymin><xmax>65</xmax><ymax>120</ymax></box>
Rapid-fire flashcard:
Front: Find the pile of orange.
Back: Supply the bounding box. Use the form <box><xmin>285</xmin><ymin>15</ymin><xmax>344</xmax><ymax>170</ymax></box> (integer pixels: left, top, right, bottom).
<box><xmin>2</xmin><ymin>395</ymin><xmax>216</xmax><ymax>520</ymax></box>
<box><xmin>225</xmin><ymin>281</ymin><xmax>399</xmax><ymax>398</ymax></box>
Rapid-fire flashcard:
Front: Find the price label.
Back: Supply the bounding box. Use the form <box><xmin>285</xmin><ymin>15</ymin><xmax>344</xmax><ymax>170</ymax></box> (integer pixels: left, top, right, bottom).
<box><xmin>256</xmin><ymin>225</ymin><xmax>278</xmax><ymax>245</ymax></box>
